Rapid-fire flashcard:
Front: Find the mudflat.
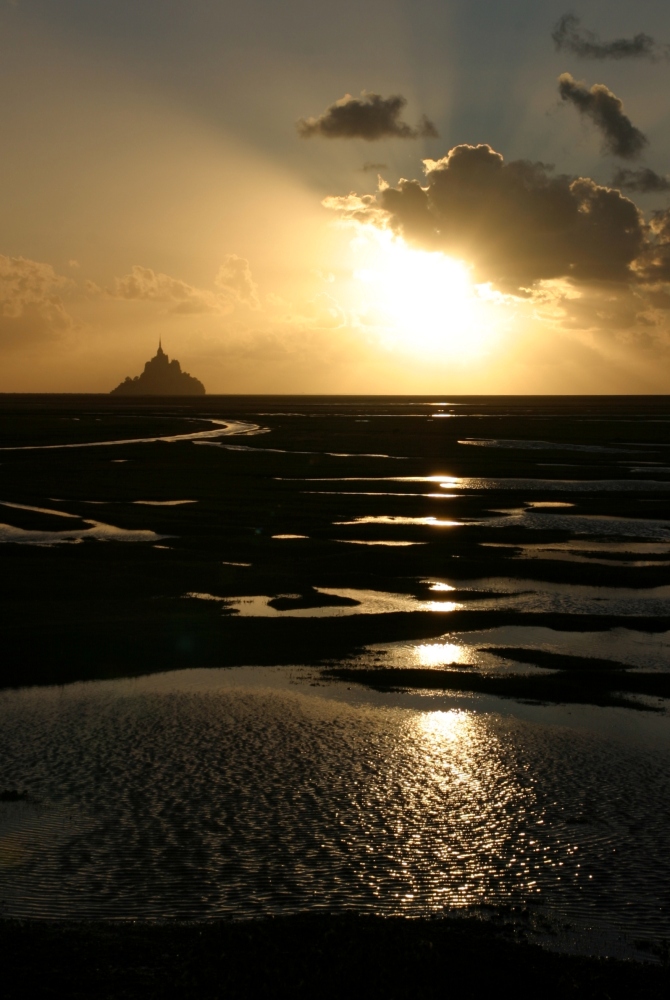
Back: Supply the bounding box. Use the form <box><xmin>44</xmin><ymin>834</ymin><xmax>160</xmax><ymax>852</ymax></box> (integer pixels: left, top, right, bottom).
<box><xmin>1</xmin><ymin>393</ymin><xmax>669</xmax><ymax>702</ymax></box>
<box><xmin>1</xmin><ymin>394</ymin><xmax>669</xmax><ymax>969</ymax></box>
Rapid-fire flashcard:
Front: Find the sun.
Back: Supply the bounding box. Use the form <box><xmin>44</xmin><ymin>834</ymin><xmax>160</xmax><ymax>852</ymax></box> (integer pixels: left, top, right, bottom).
<box><xmin>350</xmin><ymin>229</ymin><xmax>503</xmax><ymax>359</ymax></box>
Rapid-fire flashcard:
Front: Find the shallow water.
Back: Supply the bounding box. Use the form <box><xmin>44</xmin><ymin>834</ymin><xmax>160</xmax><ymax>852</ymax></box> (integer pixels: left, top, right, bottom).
<box><xmin>2</xmin><ymin>395</ymin><xmax>669</xmax><ymax>958</ymax></box>
<box><xmin>296</xmin><ymin>476</ymin><xmax>670</xmax><ymax>492</ymax></box>
<box><xmin>0</xmin><ymin>418</ymin><xmax>264</xmax><ymax>451</ymax></box>
<box><xmin>458</xmin><ymin>438</ymin><xmax>645</xmax><ymax>453</ymax></box>
<box><xmin>186</xmin><ymin>588</ymin><xmax>461</xmax><ymax>617</ymax></box>
<box><xmin>0</xmin><ymin>522</ymin><xmax>169</xmax><ymax>546</ymax></box>
<box><xmin>335</xmin><ymin>516</ymin><xmax>463</xmax><ymax>527</ymax></box>
<box><xmin>187</xmin><ymin>580</ymin><xmax>670</xmax><ymax>620</ymax></box>
<box><xmin>199</xmin><ymin>443</ymin><xmax>408</xmax><ymax>459</ymax></box>
<box><xmin>0</xmin><ymin>667</ymin><xmax>668</xmax><ymax>957</ymax></box>
<box><xmin>376</xmin><ymin>626</ymin><xmax>670</xmax><ymax>672</ymax></box>
<box><xmin>336</xmin><ymin>539</ymin><xmax>426</xmax><ymax>546</ymax></box>
<box><xmin>133</xmin><ymin>500</ymin><xmax>197</xmax><ymax>506</ymax></box>
<box><xmin>483</xmin><ymin>540</ymin><xmax>670</xmax><ymax>568</ymax></box>
<box><xmin>482</xmin><ymin>510</ymin><xmax>670</xmax><ymax>540</ymax></box>
<box><xmin>0</xmin><ymin>501</ymin><xmax>170</xmax><ymax>546</ymax></box>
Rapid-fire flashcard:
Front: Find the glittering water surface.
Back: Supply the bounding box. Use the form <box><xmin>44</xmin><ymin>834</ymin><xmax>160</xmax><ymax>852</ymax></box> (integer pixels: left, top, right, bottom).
<box><xmin>186</xmin><ymin>580</ymin><xmax>670</xmax><ymax>618</ymax></box>
<box><xmin>379</xmin><ymin>627</ymin><xmax>670</xmax><ymax>672</ymax></box>
<box><xmin>294</xmin><ymin>476</ymin><xmax>670</xmax><ymax>492</ymax></box>
<box><xmin>2</xmin><ymin>397</ymin><xmax>669</xmax><ymax>959</ymax></box>
<box><xmin>186</xmin><ymin>589</ymin><xmax>461</xmax><ymax>616</ymax></box>
<box><xmin>1</xmin><ymin>667</ymin><xmax>669</xmax><ymax>946</ymax></box>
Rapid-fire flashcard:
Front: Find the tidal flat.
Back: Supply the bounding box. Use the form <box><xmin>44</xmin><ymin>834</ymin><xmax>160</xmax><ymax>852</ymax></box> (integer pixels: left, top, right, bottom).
<box><xmin>0</xmin><ymin>394</ymin><xmax>669</xmax><ymax>991</ymax></box>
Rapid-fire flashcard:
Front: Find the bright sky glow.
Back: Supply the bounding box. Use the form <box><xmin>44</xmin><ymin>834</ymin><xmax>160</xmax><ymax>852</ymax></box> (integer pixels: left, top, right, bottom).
<box><xmin>350</xmin><ymin>229</ymin><xmax>503</xmax><ymax>359</ymax></box>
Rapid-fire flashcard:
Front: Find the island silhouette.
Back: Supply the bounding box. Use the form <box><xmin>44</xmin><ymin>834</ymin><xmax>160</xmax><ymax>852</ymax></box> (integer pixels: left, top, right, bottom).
<box><xmin>111</xmin><ymin>341</ymin><xmax>205</xmax><ymax>395</ymax></box>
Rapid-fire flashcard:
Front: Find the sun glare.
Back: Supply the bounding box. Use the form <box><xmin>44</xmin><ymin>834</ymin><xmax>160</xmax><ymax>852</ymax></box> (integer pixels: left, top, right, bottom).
<box><xmin>351</xmin><ymin>230</ymin><xmax>502</xmax><ymax>359</ymax></box>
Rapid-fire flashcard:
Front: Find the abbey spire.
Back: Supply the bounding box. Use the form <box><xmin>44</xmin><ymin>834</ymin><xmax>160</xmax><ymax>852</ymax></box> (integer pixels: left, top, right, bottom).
<box><xmin>110</xmin><ymin>341</ymin><xmax>205</xmax><ymax>395</ymax></box>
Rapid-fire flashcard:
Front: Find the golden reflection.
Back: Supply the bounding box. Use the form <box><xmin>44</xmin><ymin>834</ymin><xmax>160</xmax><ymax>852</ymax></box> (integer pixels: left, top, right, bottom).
<box><xmin>417</xmin><ymin>708</ymin><xmax>471</xmax><ymax>743</ymax></box>
<box><xmin>414</xmin><ymin>642</ymin><xmax>470</xmax><ymax>667</ymax></box>
<box><xmin>349</xmin><ymin>707</ymin><xmax>542</xmax><ymax>913</ymax></box>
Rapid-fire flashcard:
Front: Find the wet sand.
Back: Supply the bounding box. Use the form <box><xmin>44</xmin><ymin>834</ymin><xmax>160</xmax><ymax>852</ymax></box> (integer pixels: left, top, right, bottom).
<box><xmin>2</xmin><ymin>913</ymin><xmax>667</xmax><ymax>999</ymax></box>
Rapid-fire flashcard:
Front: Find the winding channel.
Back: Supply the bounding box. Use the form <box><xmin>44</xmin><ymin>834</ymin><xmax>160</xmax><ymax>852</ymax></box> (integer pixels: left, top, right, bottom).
<box><xmin>0</xmin><ymin>418</ymin><xmax>267</xmax><ymax>451</ymax></box>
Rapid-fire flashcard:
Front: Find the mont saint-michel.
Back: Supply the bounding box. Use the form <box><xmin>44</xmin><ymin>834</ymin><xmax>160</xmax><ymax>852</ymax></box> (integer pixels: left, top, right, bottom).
<box><xmin>111</xmin><ymin>342</ymin><xmax>205</xmax><ymax>395</ymax></box>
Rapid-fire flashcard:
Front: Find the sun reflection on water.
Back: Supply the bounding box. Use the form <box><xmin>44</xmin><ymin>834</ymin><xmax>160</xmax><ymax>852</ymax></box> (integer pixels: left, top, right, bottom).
<box><xmin>414</xmin><ymin>643</ymin><xmax>472</xmax><ymax>667</ymax></box>
<box><xmin>374</xmin><ymin>707</ymin><xmax>533</xmax><ymax>910</ymax></box>
<box><xmin>1</xmin><ymin>672</ymin><xmax>667</xmax><ymax>944</ymax></box>
<box><xmin>417</xmin><ymin>707</ymin><xmax>470</xmax><ymax>743</ymax></box>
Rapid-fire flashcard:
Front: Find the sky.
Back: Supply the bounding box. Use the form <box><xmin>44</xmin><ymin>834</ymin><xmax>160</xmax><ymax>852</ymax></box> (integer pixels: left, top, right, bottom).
<box><xmin>1</xmin><ymin>0</ymin><xmax>670</xmax><ymax>393</ymax></box>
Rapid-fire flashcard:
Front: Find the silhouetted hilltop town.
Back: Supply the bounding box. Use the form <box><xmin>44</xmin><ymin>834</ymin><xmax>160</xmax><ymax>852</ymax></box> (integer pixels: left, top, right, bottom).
<box><xmin>111</xmin><ymin>342</ymin><xmax>205</xmax><ymax>395</ymax></box>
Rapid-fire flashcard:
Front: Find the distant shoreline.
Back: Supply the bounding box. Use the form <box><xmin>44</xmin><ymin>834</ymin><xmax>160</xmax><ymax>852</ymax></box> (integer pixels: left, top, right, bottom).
<box><xmin>2</xmin><ymin>392</ymin><xmax>670</xmax><ymax>399</ymax></box>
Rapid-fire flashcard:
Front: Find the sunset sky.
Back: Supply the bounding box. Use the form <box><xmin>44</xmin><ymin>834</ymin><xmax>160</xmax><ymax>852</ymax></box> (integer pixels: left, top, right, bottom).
<box><xmin>1</xmin><ymin>1</ymin><xmax>669</xmax><ymax>393</ymax></box>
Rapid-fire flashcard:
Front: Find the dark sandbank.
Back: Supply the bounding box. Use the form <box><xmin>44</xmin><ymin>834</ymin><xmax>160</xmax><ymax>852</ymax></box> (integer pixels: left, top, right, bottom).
<box><xmin>1</xmin><ymin>394</ymin><xmax>669</xmax><ymax>693</ymax></box>
<box><xmin>324</xmin><ymin>664</ymin><xmax>670</xmax><ymax>711</ymax></box>
<box><xmin>1</xmin><ymin>914</ymin><xmax>667</xmax><ymax>999</ymax></box>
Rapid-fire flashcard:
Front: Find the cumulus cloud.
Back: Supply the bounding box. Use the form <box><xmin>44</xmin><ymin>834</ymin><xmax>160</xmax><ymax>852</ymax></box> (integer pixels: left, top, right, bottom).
<box><xmin>323</xmin><ymin>144</ymin><xmax>670</xmax><ymax>336</ymax></box>
<box><xmin>633</xmin><ymin>209</ymin><xmax>670</xmax><ymax>283</ymax></box>
<box><xmin>539</xmin><ymin>280</ymin><xmax>653</xmax><ymax>333</ymax></box>
<box><xmin>110</xmin><ymin>265</ymin><xmax>228</xmax><ymax>314</ymax></box>
<box><xmin>108</xmin><ymin>259</ymin><xmax>261</xmax><ymax>315</ymax></box>
<box><xmin>552</xmin><ymin>13</ymin><xmax>667</xmax><ymax>62</ymax></box>
<box><xmin>612</xmin><ymin>167</ymin><xmax>670</xmax><ymax>194</ymax></box>
<box><xmin>214</xmin><ymin>254</ymin><xmax>260</xmax><ymax>309</ymax></box>
<box><xmin>326</xmin><ymin>144</ymin><xmax>644</xmax><ymax>293</ymax></box>
<box><xmin>0</xmin><ymin>255</ymin><xmax>73</xmax><ymax>349</ymax></box>
<box><xmin>558</xmin><ymin>73</ymin><xmax>647</xmax><ymax>159</ymax></box>
<box><xmin>297</xmin><ymin>92</ymin><xmax>438</xmax><ymax>141</ymax></box>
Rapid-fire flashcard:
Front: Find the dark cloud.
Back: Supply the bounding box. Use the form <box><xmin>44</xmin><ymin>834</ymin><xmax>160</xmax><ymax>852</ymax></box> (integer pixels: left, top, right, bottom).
<box><xmin>297</xmin><ymin>93</ymin><xmax>438</xmax><ymax>141</ymax></box>
<box><xmin>634</xmin><ymin>209</ymin><xmax>670</xmax><ymax>282</ymax></box>
<box><xmin>325</xmin><ymin>144</ymin><xmax>645</xmax><ymax>293</ymax></box>
<box><xmin>612</xmin><ymin>167</ymin><xmax>670</xmax><ymax>194</ymax></box>
<box><xmin>361</xmin><ymin>162</ymin><xmax>388</xmax><ymax>173</ymax></box>
<box><xmin>558</xmin><ymin>74</ymin><xmax>647</xmax><ymax>159</ymax></box>
<box><xmin>552</xmin><ymin>13</ymin><xmax>667</xmax><ymax>61</ymax></box>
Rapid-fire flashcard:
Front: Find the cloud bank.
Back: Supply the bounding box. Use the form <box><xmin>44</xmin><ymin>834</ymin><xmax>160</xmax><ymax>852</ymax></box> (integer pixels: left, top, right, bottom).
<box><xmin>297</xmin><ymin>93</ymin><xmax>438</xmax><ymax>141</ymax></box>
<box><xmin>552</xmin><ymin>14</ymin><xmax>667</xmax><ymax>62</ymax></box>
<box><xmin>326</xmin><ymin>144</ymin><xmax>644</xmax><ymax>293</ymax></box>
<box><xmin>558</xmin><ymin>74</ymin><xmax>647</xmax><ymax>159</ymax></box>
